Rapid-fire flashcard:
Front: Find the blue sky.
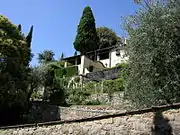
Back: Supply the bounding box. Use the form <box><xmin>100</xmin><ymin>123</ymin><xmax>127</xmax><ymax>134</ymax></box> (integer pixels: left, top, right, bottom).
<box><xmin>0</xmin><ymin>0</ymin><xmax>139</xmax><ymax>66</ymax></box>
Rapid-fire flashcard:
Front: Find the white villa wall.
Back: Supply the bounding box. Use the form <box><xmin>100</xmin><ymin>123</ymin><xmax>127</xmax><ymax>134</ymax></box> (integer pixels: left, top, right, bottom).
<box><xmin>79</xmin><ymin>55</ymin><xmax>105</xmax><ymax>75</ymax></box>
<box><xmin>79</xmin><ymin>56</ymin><xmax>85</xmax><ymax>75</ymax></box>
<box><xmin>84</xmin><ymin>68</ymin><xmax>90</xmax><ymax>74</ymax></box>
<box><xmin>77</xmin><ymin>64</ymin><xmax>81</xmax><ymax>74</ymax></box>
<box><xmin>65</xmin><ymin>48</ymin><xmax>128</xmax><ymax>76</ymax></box>
<box><xmin>98</xmin><ymin>50</ymin><xmax>128</xmax><ymax>68</ymax></box>
<box><xmin>99</xmin><ymin>59</ymin><xmax>110</xmax><ymax>68</ymax></box>
<box><xmin>110</xmin><ymin>50</ymin><xmax>128</xmax><ymax>67</ymax></box>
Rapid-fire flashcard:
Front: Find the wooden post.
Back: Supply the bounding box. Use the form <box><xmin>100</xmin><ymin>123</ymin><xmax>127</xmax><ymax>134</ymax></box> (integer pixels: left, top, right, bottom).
<box><xmin>97</xmin><ymin>53</ymin><xmax>100</xmax><ymax>61</ymax></box>
<box><xmin>101</xmin><ymin>80</ymin><xmax>104</xmax><ymax>93</ymax></box>
<box><xmin>75</xmin><ymin>57</ymin><xmax>78</xmax><ymax>65</ymax></box>
<box><xmin>109</xmin><ymin>51</ymin><xmax>111</xmax><ymax>68</ymax></box>
<box><xmin>64</xmin><ymin>61</ymin><xmax>67</xmax><ymax>68</ymax></box>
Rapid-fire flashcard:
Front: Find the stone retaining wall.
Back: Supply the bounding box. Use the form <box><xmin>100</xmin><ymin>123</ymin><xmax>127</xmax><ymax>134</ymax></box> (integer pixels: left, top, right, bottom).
<box><xmin>28</xmin><ymin>102</ymin><xmax>60</xmax><ymax>123</ymax></box>
<box><xmin>2</xmin><ymin>105</ymin><xmax>180</xmax><ymax>135</ymax></box>
<box><xmin>89</xmin><ymin>92</ymin><xmax>132</xmax><ymax>110</ymax></box>
<box><xmin>59</xmin><ymin>106</ymin><xmax>113</xmax><ymax>120</ymax></box>
<box><xmin>28</xmin><ymin>102</ymin><xmax>116</xmax><ymax>123</ymax></box>
<box><xmin>83</xmin><ymin>67</ymin><xmax>120</xmax><ymax>81</ymax></box>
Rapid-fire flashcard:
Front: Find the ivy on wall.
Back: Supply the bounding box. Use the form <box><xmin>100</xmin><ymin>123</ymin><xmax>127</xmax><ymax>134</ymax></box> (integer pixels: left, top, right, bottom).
<box><xmin>65</xmin><ymin>66</ymin><xmax>78</xmax><ymax>77</ymax></box>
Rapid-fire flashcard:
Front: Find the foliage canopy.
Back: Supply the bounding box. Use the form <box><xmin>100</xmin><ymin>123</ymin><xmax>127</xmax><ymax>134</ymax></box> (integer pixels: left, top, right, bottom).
<box><xmin>124</xmin><ymin>1</ymin><xmax>180</xmax><ymax>108</ymax></box>
<box><xmin>74</xmin><ymin>6</ymin><xmax>99</xmax><ymax>54</ymax></box>
<box><xmin>96</xmin><ymin>26</ymin><xmax>120</xmax><ymax>49</ymax></box>
<box><xmin>0</xmin><ymin>15</ymin><xmax>33</xmax><ymax>125</ymax></box>
<box><xmin>38</xmin><ymin>50</ymin><xmax>55</xmax><ymax>63</ymax></box>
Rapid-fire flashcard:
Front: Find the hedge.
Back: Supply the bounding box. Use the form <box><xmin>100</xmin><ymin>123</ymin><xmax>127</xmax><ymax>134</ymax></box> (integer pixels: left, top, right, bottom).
<box><xmin>103</xmin><ymin>78</ymin><xmax>124</xmax><ymax>93</ymax></box>
<box><xmin>65</xmin><ymin>66</ymin><xmax>78</xmax><ymax>77</ymax></box>
<box><xmin>54</xmin><ymin>68</ymin><xmax>67</xmax><ymax>78</ymax></box>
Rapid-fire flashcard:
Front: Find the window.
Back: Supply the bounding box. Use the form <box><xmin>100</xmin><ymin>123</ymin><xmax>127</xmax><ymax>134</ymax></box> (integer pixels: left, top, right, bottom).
<box><xmin>99</xmin><ymin>52</ymin><xmax>109</xmax><ymax>60</ymax></box>
<box><xmin>88</xmin><ymin>66</ymin><xmax>93</xmax><ymax>72</ymax></box>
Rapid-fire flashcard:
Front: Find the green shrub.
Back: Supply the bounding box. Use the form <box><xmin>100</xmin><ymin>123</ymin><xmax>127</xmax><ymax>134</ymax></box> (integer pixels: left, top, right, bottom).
<box><xmin>74</xmin><ymin>76</ymin><xmax>80</xmax><ymax>83</ymax></box>
<box><xmin>65</xmin><ymin>66</ymin><xmax>78</xmax><ymax>77</ymax></box>
<box><xmin>31</xmin><ymin>91</ymin><xmax>42</xmax><ymax>99</ymax></box>
<box><xmin>83</xmin><ymin>81</ymin><xmax>97</xmax><ymax>93</ymax></box>
<box><xmin>64</xmin><ymin>75</ymin><xmax>126</xmax><ymax>105</ymax></box>
<box><xmin>102</xmin><ymin>78</ymin><xmax>124</xmax><ymax>101</ymax></box>
<box><xmin>82</xmin><ymin>78</ymin><xmax>124</xmax><ymax>95</ymax></box>
<box><xmin>119</xmin><ymin>63</ymin><xmax>130</xmax><ymax>91</ymax></box>
<box><xmin>46</xmin><ymin>77</ymin><xmax>67</xmax><ymax>106</ymax></box>
<box><xmin>116</xmin><ymin>62</ymin><xmax>129</xmax><ymax>68</ymax></box>
<box><xmin>103</xmin><ymin>78</ymin><xmax>124</xmax><ymax>93</ymax></box>
<box><xmin>123</xmin><ymin>1</ymin><xmax>180</xmax><ymax>108</ymax></box>
<box><xmin>119</xmin><ymin>63</ymin><xmax>129</xmax><ymax>78</ymax></box>
<box><xmin>65</xmin><ymin>87</ymin><xmax>91</xmax><ymax>105</ymax></box>
<box><xmin>49</xmin><ymin>90</ymin><xmax>66</xmax><ymax>106</ymax></box>
<box><xmin>53</xmin><ymin>65</ymin><xmax>78</xmax><ymax>79</ymax></box>
<box><xmin>59</xmin><ymin>61</ymin><xmax>73</xmax><ymax>67</ymax></box>
<box><xmin>54</xmin><ymin>68</ymin><xmax>67</xmax><ymax>78</ymax></box>
<box><xmin>84</xmin><ymin>100</ymin><xmax>102</xmax><ymax>105</ymax></box>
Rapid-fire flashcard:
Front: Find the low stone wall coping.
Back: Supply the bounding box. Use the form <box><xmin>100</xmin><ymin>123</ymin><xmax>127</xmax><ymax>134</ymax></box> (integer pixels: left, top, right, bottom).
<box><xmin>1</xmin><ymin>103</ymin><xmax>180</xmax><ymax>130</ymax></box>
<box><xmin>58</xmin><ymin>106</ymin><xmax>115</xmax><ymax>113</ymax></box>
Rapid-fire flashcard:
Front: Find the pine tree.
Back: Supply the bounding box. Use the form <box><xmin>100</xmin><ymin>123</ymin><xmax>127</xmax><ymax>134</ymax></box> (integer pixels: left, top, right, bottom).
<box><xmin>73</xmin><ymin>6</ymin><xmax>99</xmax><ymax>54</ymax></box>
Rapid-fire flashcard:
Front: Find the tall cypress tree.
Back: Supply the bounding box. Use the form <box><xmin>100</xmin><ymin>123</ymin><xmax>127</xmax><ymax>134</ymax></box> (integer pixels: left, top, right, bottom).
<box><xmin>74</xmin><ymin>51</ymin><xmax>77</xmax><ymax>56</ymax></box>
<box><xmin>25</xmin><ymin>25</ymin><xmax>34</xmax><ymax>66</ymax></box>
<box><xmin>60</xmin><ymin>53</ymin><xmax>64</xmax><ymax>61</ymax></box>
<box><xmin>26</xmin><ymin>25</ymin><xmax>33</xmax><ymax>48</ymax></box>
<box><xmin>18</xmin><ymin>24</ymin><xmax>22</xmax><ymax>31</ymax></box>
<box><xmin>74</xmin><ymin>6</ymin><xmax>99</xmax><ymax>54</ymax></box>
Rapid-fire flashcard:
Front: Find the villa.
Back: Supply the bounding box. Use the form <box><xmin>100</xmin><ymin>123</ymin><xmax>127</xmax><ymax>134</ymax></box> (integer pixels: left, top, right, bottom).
<box><xmin>62</xmin><ymin>39</ymin><xmax>128</xmax><ymax>75</ymax></box>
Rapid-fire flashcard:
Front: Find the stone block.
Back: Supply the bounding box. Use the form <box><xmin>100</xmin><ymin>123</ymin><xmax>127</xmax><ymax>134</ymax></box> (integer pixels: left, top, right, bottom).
<box><xmin>102</xmin><ymin>124</ymin><xmax>112</xmax><ymax>131</ymax></box>
<box><xmin>114</xmin><ymin>118</ymin><xmax>121</xmax><ymax>127</ymax></box>
<box><xmin>89</xmin><ymin>126</ymin><xmax>101</xmax><ymax>135</ymax></box>
<box><xmin>102</xmin><ymin>118</ymin><xmax>113</xmax><ymax>124</ymax></box>
<box><xmin>134</xmin><ymin>122</ymin><xmax>147</xmax><ymax>131</ymax></box>
<box><xmin>175</xmin><ymin>114</ymin><xmax>180</xmax><ymax>121</ymax></box>
<box><xmin>82</xmin><ymin>126</ymin><xmax>90</xmax><ymax>133</ymax></box>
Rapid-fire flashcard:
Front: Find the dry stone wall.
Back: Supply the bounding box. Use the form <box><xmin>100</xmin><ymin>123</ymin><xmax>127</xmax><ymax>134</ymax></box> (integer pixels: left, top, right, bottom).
<box><xmin>28</xmin><ymin>102</ymin><xmax>116</xmax><ymax>123</ymax></box>
<box><xmin>29</xmin><ymin>92</ymin><xmax>130</xmax><ymax>123</ymax></box>
<box><xmin>59</xmin><ymin>106</ymin><xmax>112</xmax><ymax>120</ymax></box>
<box><xmin>28</xmin><ymin>101</ymin><xmax>61</xmax><ymax>123</ymax></box>
<box><xmin>89</xmin><ymin>92</ymin><xmax>132</xmax><ymax>110</ymax></box>
<box><xmin>84</xmin><ymin>67</ymin><xmax>120</xmax><ymax>81</ymax></box>
<box><xmin>2</xmin><ymin>106</ymin><xmax>180</xmax><ymax>135</ymax></box>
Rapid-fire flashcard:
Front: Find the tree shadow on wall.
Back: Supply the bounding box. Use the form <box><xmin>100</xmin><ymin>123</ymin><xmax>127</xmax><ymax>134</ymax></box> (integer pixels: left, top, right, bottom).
<box><xmin>152</xmin><ymin>111</ymin><xmax>172</xmax><ymax>135</ymax></box>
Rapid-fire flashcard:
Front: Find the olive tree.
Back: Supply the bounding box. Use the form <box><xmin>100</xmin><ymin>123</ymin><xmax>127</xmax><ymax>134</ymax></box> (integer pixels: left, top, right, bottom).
<box><xmin>124</xmin><ymin>1</ymin><xmax>180</xmax><ymax>108</ymax></box>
